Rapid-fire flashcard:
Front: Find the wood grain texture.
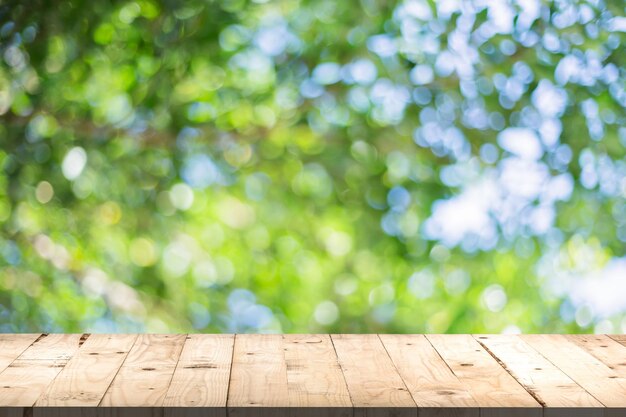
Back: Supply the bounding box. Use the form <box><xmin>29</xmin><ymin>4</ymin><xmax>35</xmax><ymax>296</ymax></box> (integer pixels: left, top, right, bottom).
<box><xmin>283</xmin><ymin>334</ymin><xmax>352</xmax><ymax>417</ymax></box>
<box><xmin>609</xmin><ymin>334</ymin><xmax>626</xmax><ymax>346</ymax></box>
<box><xmin>15</xmin><ymin>334</ymin><xmax>85</xmax><ymax>361</ymax></box>
<box><xmin>332</xmin><ymin>334</ymin><xmax>416</xmax><ymax>417</ymax></box>
<box><xmin>522</xmin><ymin>334</ymin><xmax>626</xmax><ymax>411</ymax></box>
<box><xmin>36</xmin><ymin>334</ymin><xmax>137</xmax><ymax>407</ymax></box>
<box><xmin>0</xmin><ymin>334</ymin><xmax>40</xmax><ymax>373</ymax></box>
<box><xmin>0</xmin><ymin>334</ymin><xmax>84</xmax><ymax>407</ymax></box>
<box><xmin>0</xmin><ymin>334</ymin><xmax>625</xmax><ymax>416</ymax></box>
<box><xmin>477</xmin><ymin>334</ymin><xmax>603</xmax><ymax>417</ymax></box>
<box><xmin>227</xmin><ymin>334</ymin><xmax>289</xmax><ymax>417</ymax></box>
<box><xmin>162</xmin><ymin>334</ymin><xmax>234</xmax><ymax>417</ymax></box>
<box><xmin>99</xmin><ymin>334</ymin><xmax>186</xmax><ymax>407</ymax></box>
<box><xmin>567</xmin><ymin>334</ymin><xmax>626</xmax><ymax>376</ymax></box>
<box><xmin>427</xmin><ymin>334</ymin><xmax>541</xmax><ymax>417</ymax></box>
<box><xmin>380</xmin><ymin>334</ymin><xmax>478</xmax><ymax>417</ymax></box>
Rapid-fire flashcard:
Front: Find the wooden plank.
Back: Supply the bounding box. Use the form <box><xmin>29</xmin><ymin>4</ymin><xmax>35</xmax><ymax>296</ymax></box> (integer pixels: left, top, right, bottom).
<box><xmin>609</xmin><ymin>334</ymin><xmax>626</xmax><ymax>346</ymax></box>
<box><xmin>0</xmin><ymin>334</ymin><xmax>84</xmax><ymax>406</ymax></box>
<box><xmin>477</xmin><ymin>334</ymin><xmax>603</xmax><ymax>417</ymax></box>
<box><xmin>2</xmin><ymin>333</ymin><xmax>626</xmax><ymax>416</ymax></box>
<box><xmin>35</xmin><ymin>334</ymin><xmax>137</xmax><ymax>407</ymax></box>
<box><xmin>522</xmin><ymin>334</ymin><xmax>626</xmax><ymax>413</ymax></box>
<box><xmin>331</xmin><ymin>334</ymin><xmax>416</xmax><ymax>417</ymax></box>
<box><xmin>15</xmin><ymin>334</ymin><xmax>86</xmax><ymax>361</ymax></box>
<box><xmin>162</xmin><ymin>334</ymin><xmax>234</xmax><ymax>417</ymax></box>
<box><xmin>569</xmin><ymin>334</ymin><xmax>626</xmax><ymax>376</ymax></box>
<box><xmin>380</xmin><ymin>334</ymin><xmax>478</xmax><ymax>417</ymax></box>
<box><xmin>283</xmin><ymin>334</ymin><xmax>352</xmax><ymax>417</ymax></box>
<box><xmin>227</xmin><ymin>334</ymin><xmax>289</xmax><ymax>417</ymax></box>
<box><xmin>99</xmin><ymin>334</ymin><xmax>186</xmax><ymax>407</ymax></box>
<box><xmin>426</xmin><ymin>334</ymin><xmax>541</xmax><ymax>417</ymax></box>
<box><xmin>0</xmin><ymin>334</ymin><xmax>40</xmax><ymax>373</ymax></box>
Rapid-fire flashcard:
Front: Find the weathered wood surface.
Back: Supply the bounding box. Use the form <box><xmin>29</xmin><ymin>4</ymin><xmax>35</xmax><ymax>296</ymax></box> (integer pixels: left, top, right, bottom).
<box><xmin>0</xmin><ymin>334</ymin><xmax>624</xmax><ymax>416</ymax></box>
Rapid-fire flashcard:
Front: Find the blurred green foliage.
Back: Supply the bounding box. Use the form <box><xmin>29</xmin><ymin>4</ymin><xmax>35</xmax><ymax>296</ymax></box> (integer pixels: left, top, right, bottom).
<box><xmin>0</xmin><ymin>0</ymin><xmax>624</xmax><ymax>333</ymax></box>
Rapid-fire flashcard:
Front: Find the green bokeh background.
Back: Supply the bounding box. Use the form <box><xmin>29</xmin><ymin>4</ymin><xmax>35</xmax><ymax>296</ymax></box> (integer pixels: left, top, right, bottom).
<box><xmin>0</xmin><ymin>0</ymin><xmax>624</xmax><ymax>333</ymax></box>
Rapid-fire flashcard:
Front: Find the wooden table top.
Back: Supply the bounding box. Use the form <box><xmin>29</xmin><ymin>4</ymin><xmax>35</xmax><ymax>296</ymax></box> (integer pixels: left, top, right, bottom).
<box><xmin>0</xmin><ymin>334</ymin><xmax>625</xmax><ymax>417</ymax></box>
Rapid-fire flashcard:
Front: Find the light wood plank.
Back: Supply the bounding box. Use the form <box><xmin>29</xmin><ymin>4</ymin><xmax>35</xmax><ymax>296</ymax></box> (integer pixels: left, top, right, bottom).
<box><xmin>0</xmin><ymin>334</ymin><xmax>84</xmax><ymax>406</ymax></box>
<box><xmin>99</xmin><ymin>334</ymin><xmax>186</xmax><ymax>407</ymax></box>
<box><xmin>609</xmin><ymin>335</ymin><xmax>626</xmax><ymax>346</ymax></box>
<box><xmin>162</xmin><ymin>334</ymin><xmax>234</xmax><ymax>417</ymax></box>
<box><xmin>35</xmin><ymin>334</ymin><xmax>137</xmax><ymax>407</ymax></box>
<box><xmin>380</xmin><ymin>334</ymin><xmax>478</xmax><ymax>417</ymax></box>
<box><xmin>0</xmin><ymin>334</ymin><xmax>40</xmax><ymax>373</ymax></box>
<box><xmin>227</xmin><ymin>334</ymin><xmax>289</xmax><ymax>417</ymax></box>
<box><xmin>523</xmin><ymin>334</ymin><xmax>626</xmax><ymax>411</ymax></box>
<box><xmin>283</xmin><ymin>334</ymin><xmax>352</xmax><ymax>417</ymax></box>
<box><xmin>568</xmin><ymin>334</ymin><xmax>626</xmax><ymax>376</ymax></box>
<box><xmin>426</xmin><ymin>334</ymin><xmax>541</xmax><ymax>417</ymax></box>
<box><xmin>332</xmin><ymin>334</ymin><xmax>416</xmax><ymax>417</ymax></box>
<box><xmin>2</xmin><ymin>333</ymin><xmax>626</xmax><ymax>416</ymax></box>
<box><xmin>477</xmin><ymin>334</ymin><xmax>603</xmax><ymax>417</ymax></box>
<box><xmin>15</xmin><ymin>334</ymin><xmax>85</xmax><ymax>361</ymax></box>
